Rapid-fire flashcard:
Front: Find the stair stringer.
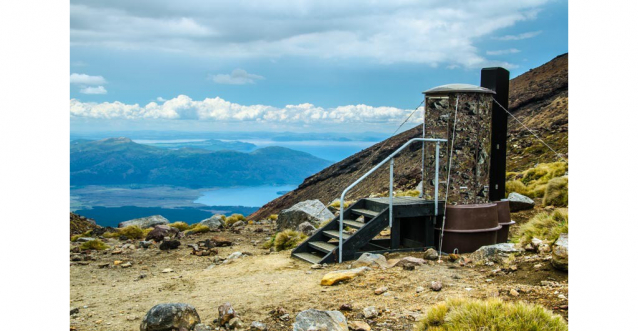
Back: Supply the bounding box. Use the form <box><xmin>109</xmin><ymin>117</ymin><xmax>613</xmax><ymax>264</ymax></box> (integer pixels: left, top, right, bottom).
<box><xmin>336</xmin><ymin>208</ymin><xmax>389</xmax><ymax>262</ymax></box>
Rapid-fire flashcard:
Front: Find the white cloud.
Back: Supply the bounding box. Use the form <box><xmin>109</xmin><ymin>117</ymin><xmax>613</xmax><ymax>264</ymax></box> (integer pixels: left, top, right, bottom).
<box><xmin>70</xmin><ymin>95</ymin><xmax>420</xmax><ymax>124</ymax></box>
<box><xmin>494</xmin><ymin>30</ymin><xmax>542</xmax><ymax>41</ymax></box>
<box><xmin>486</xmin><ymin>48</ymin><xmax>521</xmax><ymax>55</ymax></box>
<box><xmin>79</xmin><ymin>86</ymin><xmax>108</xmax><ymax>94</ymax></box>
<box><xmin>70</xmin><ymin>0</ymin><xmax>550</xmax><ymax>68</ymax></box>
<box><xmin>157</xmin><ymin>97</ymin><xmax>166</xmax><ymax>102</ymax></box>
<box><xmin>209</xmin><ymin>69</ymin><xmax>265</xmax><ymax>85</ymax></box>
<box><xmin>70</xmin><ymin>73</ymin><xmax>106</xmax><ymax>85</ymax></box>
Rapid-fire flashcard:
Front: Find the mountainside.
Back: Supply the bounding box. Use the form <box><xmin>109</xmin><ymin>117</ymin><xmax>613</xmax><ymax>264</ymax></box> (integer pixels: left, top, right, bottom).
<box><xmin>143</xmin><ymin>139</ymin><xmax>256</xmax><ymax>152</ymax></box>
<box><xmin>249</xmin><ymin>54</ymin><xmax>568</xmax><ymax>220</ymax></box>
<box><xmin>71</xmin><ymin>138</ymin><xmax>331</xmax><ymax>188</ymax></box>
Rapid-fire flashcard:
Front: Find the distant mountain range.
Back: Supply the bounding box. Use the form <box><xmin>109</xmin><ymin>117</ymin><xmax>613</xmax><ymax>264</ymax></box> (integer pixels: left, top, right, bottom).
<box><xmin>142</xmin><ymin>139</ymin><xmax>256</xmax><ymax>152</ymax></box>
<box><xmin>70</xmin><ymin>137</ymin><xmax>331</xmax><ymax>188</ymax></box>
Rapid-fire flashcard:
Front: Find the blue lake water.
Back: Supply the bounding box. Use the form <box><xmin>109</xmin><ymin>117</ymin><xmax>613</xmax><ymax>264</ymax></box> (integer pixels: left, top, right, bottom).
<box><xmin>194</xmin><ymin>185</ymin><xmax>298</xmax><ymax>207</ymax></box>
<box><xmin>238</xmin><ymin>139</ymin><xmax>377</xmax><ymax>162</ymax></box>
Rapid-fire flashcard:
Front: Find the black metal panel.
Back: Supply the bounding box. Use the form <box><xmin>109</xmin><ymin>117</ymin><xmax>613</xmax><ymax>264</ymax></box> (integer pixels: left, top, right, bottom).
<box><xmin>480</xmin><ymin>67</ymin><xmax>510</xmax><ymax>201</ymax></box>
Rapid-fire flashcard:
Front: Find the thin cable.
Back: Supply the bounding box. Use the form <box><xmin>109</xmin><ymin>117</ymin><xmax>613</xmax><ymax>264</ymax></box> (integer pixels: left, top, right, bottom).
<box><xmin>437</xmin><ymin>96</ymin><xmax>460</xmax><ymax>262</ymax></box>
<box><xmin>492</xmin><ymin>97</ymin><xmax>568</xmax><ymax>164</ymax></box>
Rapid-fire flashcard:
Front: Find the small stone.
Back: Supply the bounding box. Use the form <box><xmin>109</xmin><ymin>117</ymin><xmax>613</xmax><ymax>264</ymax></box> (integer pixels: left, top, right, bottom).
<box><xmin>402</xmin><ymin>264</ymin><xmax>415</xmax><ymax>271</ymax></box>
<box><xmin>423</xmin><ymin>248</ymin><xmax>439</xmax><ymax>260</ymax></box>
<box><xmin>350</xmin><ymin>320</ymin><xmax>371</xmax><ymax>331</ymax></box>
<box><xmin>363</xmin><ymin>306</ymin><xmax>378</xmax><ymax>319</ymax></box>
<box><xmin>162</xmin><ymin>268</ymin><xmax>173</xmax><ymax>273</ymax></box>
<box><xmin>218</xmin><ymin>302</ymin><xmax>236</xmax><ymax>326</ymax></box>
<box><xmin>533</xmin><ymin>263</ymin><xmax>542</xmax><ymax>269</ymax></box>
<box><xmin>140</xmin><ymin>303</ymin><xmax>200</xmax><ymax>331</ymax></box>
<box><xmin>416</xmin><ymin>286</ymin><xmax>425</xmax><ymax>293</ymax></box>
<box><xmin>250</xmin><ymin>321</ymin><xmax>268</xmax><ymax>331</ymax></box>
<box><xmin>121</xmin><ymin>262</ymin><xmax>132</xmax><ymax>268</ymax></box>
<box><xmin>339</xmin><ymin>304</ymin><xmax>353</xmax><ymax>311</ymax></box>
<box><xmin>97</xmin><ymin>263</ymin><xmax>110</xmax><ymax>269</ymax></box>
<box><xmin>430</xmin><ymin>281</ymin><xmax>442</xmax><ymax>292</ymax></box>
<box><xmin>374</xmin><ymin>286</ymin><xmax>388</xmax><ymax>295</ymax></box>
<box><xmin>279</xmin><ymin>314</ymin><xmax>290</xmax><ymax>321</ymax></box>
<box><xmin>447</xmin><ymin>254</ymin><xmax>459</xmax><ymax>262</ymax></box>
<box><xmin>111</xmin><ymin>249</ymin><xmax>123</xmax><ymax>255</ymax></box>
<box><xmin>293</xmin><ymin>309</ymin><xmax>347</xmax><ymax>331</ymax></box>
<box><xmin>70</xmin><ymin>307</ymin><xmax>79</xmax><ymax>315</ymax></box>
<box><xmin>113</xmin><ymin>260</ymin><xmax>123</xmax><ymax>266</ymax></box>
<box><xmin>228</xmin><ymin>317</ymin><xmax>242</xmax><ymax>329</ymax></box>
<box><xmin>510</xmin><ymin>289</ymin><xmax>519</xmax><ymax>297</ymax></box>
<box><xmin>321</xmin><ymin>267</ymin><xmax>369</xmax><ymax>286</ymax></box>
<box><xmin>194</xmin><ymin>323</ymin><xmax>212</xmax><ymax>331</ymax></box>
<box><xmin>126</xmin><ymin>315</ymin><xmax>138</xmax><ymax>321</ymax></box>
<box><xmin>310</xmin><ymin>264</ymin><xmax>323</xmax><ymax>269</ymax></box>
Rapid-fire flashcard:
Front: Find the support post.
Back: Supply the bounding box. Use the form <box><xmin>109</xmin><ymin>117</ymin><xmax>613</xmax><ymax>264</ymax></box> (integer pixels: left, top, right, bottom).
<box><xmin>389</xmin><ymin>158</ymin><xmax>394</xmax><ymax>228</ymax></box>
<box><xmin>481</xmin><ymin>67</ymin><xmax>510</xmax><ymax>201</ymax></box>
<box><xmin>420</xmin><ymin>97</ymin><xmax>426</xmax><ymax>198</ymax></box>
<box><xmin>434</xmin><ymin>142</ymin><xmax>440</xmax><ymax>216</ymax></box>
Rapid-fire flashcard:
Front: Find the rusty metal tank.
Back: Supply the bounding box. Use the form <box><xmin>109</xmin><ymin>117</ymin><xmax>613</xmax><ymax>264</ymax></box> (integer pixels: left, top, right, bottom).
<box><xmin>435</xmin><ymin>203</ymin><xmax>501</xmax><ymax>253</ymax></box>
<box><xmin>495</xmin><ymin>200</ymin><xmax>515</xmax><ymax>243</ymax></box>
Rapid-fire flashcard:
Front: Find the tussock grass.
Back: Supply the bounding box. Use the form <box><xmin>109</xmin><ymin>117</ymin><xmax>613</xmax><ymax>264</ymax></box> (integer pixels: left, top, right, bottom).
<box><xmin>71</xmin><ymin>230</ymin><xmax>94</xmax><ymax>242</ymax></box>
<box><xmin>515</xmin><ymin>209</ymin><xmax>568</xmax><ymax>245</ymax></box>
<box><xmin>79</xmin><ymin>239</ymin><xmax>109</xmax><ymax>251</ymax></box>
<box><xmin>415</xmin><ymin>298</ymin><xmax>567</xmax><ymax>331</ymax></box>
<box><xmin>543</xmin><ymin>176</ymin><xmax>568</xmax><ymax>207</ymax></box>
<box><xmin>505</xmin><ymin>162</ymin><xmax>567</xmax><ymax>199</ymax></box>
<box><xmin>396</xmin><ymin>190</ymin><xmax>420</xmax><ymax>197</ymax></box>
<box><xmin>184</xmin><ymin>224</ymin><xmax>210</xmax><ymax>235</ymax></box>
<box><xmin>267</xmin><ymin>214</ymin><xmax>278</xmax><ymax>221</ymax></box>
<box><xmin>263</xmin><ymin>230</ymin><xmax>307</xmax><ymax>251</ymax></box>
<box><xmin>168</xmin><ymin>221</ymin><xmax>190</xmax><ymax>232</ymax></box>
<box><xmin>225</xmin><ymin>214</ymin><xmax>246</xmax><ymax>226</ymax></box>
<box><xmin>329</xmin><ymin>200</ymin><xmax>353</xmax><ymax>209</ymax></box>
<box><xmin>117</xmin><ymin>225</ymin><xmax>145</xmax><ymax>239</ymax></box>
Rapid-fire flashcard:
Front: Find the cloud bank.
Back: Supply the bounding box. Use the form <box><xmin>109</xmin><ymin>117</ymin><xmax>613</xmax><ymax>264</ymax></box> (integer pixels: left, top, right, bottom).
<box><xmin>70</xmin><ymin>96</ymin><xmax>420</xmax><ymax>124</ymax></box>
<box><xmin>70</xmin><ymin>0</ymin><xmax>550</xmax><ymax>68</ymax></box>
<box><xmin>209</xmin><ymin>69</ymin><xmax>265</xmax><ymax>85</ymax></box>
<box><xmin>70</xmin><ymin>73</ymin><xmax>106</xmax><ymax>85</ymax></box>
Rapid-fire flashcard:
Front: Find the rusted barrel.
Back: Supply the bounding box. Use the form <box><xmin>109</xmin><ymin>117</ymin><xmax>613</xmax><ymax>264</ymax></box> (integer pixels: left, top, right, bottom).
<box><xmin>435</xmin><ymin>203</ymin><xmax>501</xmax><ymax>253</ymax></box>
<box><xmin>495</xmin><ymin>200</ymin><xmax>515</xmax><ymax>243</ymax></box>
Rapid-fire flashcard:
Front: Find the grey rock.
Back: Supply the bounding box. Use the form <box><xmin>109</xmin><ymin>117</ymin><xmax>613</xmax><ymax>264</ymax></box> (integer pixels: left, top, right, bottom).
<box><xmin>218</xmin><ymin>302</ymin><xmax>236</xmax><ymax>326</ymax></box>
<box><xmin>390</xmin><ymin>257</ymin><xmax>426</xmax><ymax>268</ymax></box>
<box><xmin>353</xmin><ymin>253</ymin><xmax>388</xmax><ymax>269</ymax></box>
<box><xmin>140</xmin><ymin>303</ymin><xmax>200</xmax><ymax>331</ymax></box>
<box><xmin>193</xmin><ymin>324</ymin><xmax>212</xmax><ymax>331</ymax></box>
<box><xmin>277</xmin><ymin>200</ymin><xmax>335</xmax><ymax>231</ymax></box>
<box><xmin>293</xmin><ymin>309</ymin><xmax>348</xmax><ymax>331</ymax></box>
<box><xmin>362</xmin><ymin>306</ymin><xmax>378</xmax><ymax>319</ymax></box>
<box><xmin>297</xmin><ymin>221</ymin><xmax>317</xmax><ymax>236</ymax></box>
<box><xmin>250</xmin><ymin>321</ymin><xmax>268</xmax><ymax>331</ymax></box>
<box><xmin>139</xmin><ymin>240</ymin><xmax>153</xmax><ymax>249</ymax></box>
<box><xmin>470</xmin><ymin>243</ymin><xmax>521</xmax><ymax>263</ymax></box>
<box><xmin>507</xmin><ymin>193</ymin><xmax>535</xmax><ymax>212</ymax></box>
<box><xmin>146</xmin><ymin>225</ymin><xmax>179</xmax><ymax>242</ymax></box>
<box><xmin>430</xmin><ymin>281</ymin><xmax>443</xmax><ymax>291</ymax></box>
<box><xmin>423</xmin><ymin>248</ymin><xmax>439</xmax><ymax>260</ymax></box>
<box><xmin>76</xmin><ymin>237</ymin><xmax>94</xmax><ymax>242</ymax></box>
<box><xmin>70</xmin><ymin>307</ymin><xmax>79</xmax><ymax>315</ymax></box>
<box><xmin>551</xmin><ymin>233</ymin><xmax>568</xmax><ymax>271</ymax></box>
<box><xmin>119</xmin><ymin>215</ymin><xmax>169</xmax><ymax>229</ymax></box>
<box><xmin>199</xmin><ymin>215</ymin><xmax>225</xmax><ymax>230</ymax></box>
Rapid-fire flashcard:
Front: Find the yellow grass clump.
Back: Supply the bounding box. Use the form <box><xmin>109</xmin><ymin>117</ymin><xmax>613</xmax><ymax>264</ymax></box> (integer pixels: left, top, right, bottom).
<box><xmin>117</xmin><ymin>225</ymin><xmax>145</xmax><ymax>239</ymax></box>
<box><xmin>225</xmin><ymin>214</ymin><xmax>246</xmax><ymax>226</ymax></box>
<box><xmin>396</xmin><ymin>190</ymin><xmax>420</xmax><ymax>197</ymax></box>
<box><xmin>168</xmin><ymin>221</ymin><xmax>190</xmax><ymax>232</ymax></box>
<box><xmin>263</xmin><ymin>230</ymin><xmax>307</xmax><ymax>251</ymax></box>
<box><xmin>79</xmin><ymin>239</ymin><xmax>109</xmax><ymax>251</ymax></box>
<box><xmin>267</xmin><ymin>214</ymin><xmax>278</xmax><ymax>221</ymax></box>
<box><xmin>329</xmin><ymin>200</ymin><xmax>353</xmax><ymax>209</ymax></box>
<box><xmin>415</xmin><ymin>298</ymin><xmax>567</xmax><ymax>331</ymax></box>
<box><xmin>543</xmin><ymin>176</ymin><xmax>568</xmax><ymax>207</ymax></box>
<box><xmin>184</xmin><ymin>224</ymin><xmax>210</xmax><ymax>235</ymax></box>
<box><xmin>515</xmin><ymin>209</ymin><xmax>568</xmax><ymax>245</ymax></box>
<box><xmin>505</xmin><ymin>162</ymin><xmax>567</xmax><ymax>199</ymax></box>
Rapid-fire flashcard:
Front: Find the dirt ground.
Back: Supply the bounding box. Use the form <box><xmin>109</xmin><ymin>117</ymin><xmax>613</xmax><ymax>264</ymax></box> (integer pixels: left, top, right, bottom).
<box><xmin>70</xmin><ymin>217</ymin><xmax>568</xmax><ymax>331</ymax></box>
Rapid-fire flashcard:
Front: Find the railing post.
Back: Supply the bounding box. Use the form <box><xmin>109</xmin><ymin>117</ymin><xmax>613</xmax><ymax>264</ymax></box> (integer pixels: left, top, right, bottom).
<box><xmin>420</xmin><ymin>97</ymin><xmax>426</xmax><ymax>198</ymax></box>
<box><xmin>339</xmin><ymin>193</ymin><xmax>344</xmax><ymax>263</ymax></box>
<box><xmin>434</xmin><ymin>141</ymin><xmax>440</xmax><ymax>217</ymax></box>
<box><xmin>389</xmin><ymin>158</ymin><xmax>394</xmax><ymax>228</ymax></box>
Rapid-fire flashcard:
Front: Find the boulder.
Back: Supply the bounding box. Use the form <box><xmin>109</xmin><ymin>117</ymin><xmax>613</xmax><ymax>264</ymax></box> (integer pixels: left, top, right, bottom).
<box><xmin>352</xmin><ymin>253</ymin><xmax>388</xmax><ymax>269</ymax></box>
<box><xmin>211</xmin><ymin>235</ymin><xmax>232</xmax><ymax>247</ymax></box>
<box><xmin>199</xmin><ymin>215</ymin><xmax>225</xmax><ymax>230</ymax></box>
<box><xmin>277</xmin><ymin>200</ymin><xmax>335</xmax><ymax>231</ymax></box>
<box><xmin>119</xmin><ymin>215</ymin><xmax>169</xmax><ymax>229</ymax></box>
<box><xmin>507</xmin><ymin>193</ymin><xmax>535</xmax><ymax>212</ymax></box>
<box><xmin>297</xmin><ymin>222</ymin><xmax>317</xmax><ymax>236</ymax></box>
<box><xmin>159</xmin><ymin>240</ymin><xmax>181</xmax><ymax>250</ymax></box>
<box><xmin>470</xmin><ymin>243</ymin><xmax>521</xmax><ymax>263</ymax></box>
<box><xmin>388</xmin><ymin>257</ymin><xmax>427</xmax><ymax>268</ymax></box>
<box><xmin>146</xmin><ymin>225</ymin><xmax>179</xmax><ymax>242</ymax></box>
<box><xmin>551</xmin><ymin>233</ymin><xmax>568</xmax><ymax>271</ymax></box>
<box><xmin>293</xmin><ymin>309</ymin><xmax>348</xmax><ymax>331</ymax></box>
<box><xmin>140</xmin><ymin>303</ymin><xmax>200</xmax><ymax>331</ymax></box>
<box><xmin>321</xmin><ymin>267</ymin><xmax>369</xmax><ymax>286</ymax></box>
<box><xmin>423</xmin><ymin>248</ymin><xmax>439</xmax><ymax>260</ymax></box>
<box><xmin>218</xmin><ymin>302</ymin><xmax>236</xmax><ymax>326</ymax></box>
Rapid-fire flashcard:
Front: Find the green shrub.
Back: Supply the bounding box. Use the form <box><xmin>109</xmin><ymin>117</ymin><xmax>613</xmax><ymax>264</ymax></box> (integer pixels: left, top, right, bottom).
<box><xmin>79</xmin><ymin>239</ymin><xmax>109</xmax><ymax>251</ymax></box>
<box><xmin>169</xmin><ymin>221</ymin><xmax>190</xmax><ymax>231</ymax></box>
<box><xmin>516</xmin><ymin>209</ymin><xmax>568</xmax><ymax>245</ymax></box>
<box><xmin>262</xmin><ymin>236</ymin><xmax>276</xmax><ymax>249</ymax></box>
<box><xmin>272</xmin><ymin>230</ymin><xmax>307</xmax><ymax>251</ymax></box>
<box><xmin>225</xmin><ymin>214</ymin><xmax>246</xmax><ymax>226</ymax></box>
<box><xmin>184</xmin><ymin>224</ymin><xmax>210</xmax><ymax>235</ymax></box>
<box><xmin>415</xmin><ymin>298</ymin><xmax>567</xmax><ymax>331</ymax></box>
<box><xmin>543</xmin><ymin>176</ymin><xmax>568</xmax><ymax>207</ymax></box>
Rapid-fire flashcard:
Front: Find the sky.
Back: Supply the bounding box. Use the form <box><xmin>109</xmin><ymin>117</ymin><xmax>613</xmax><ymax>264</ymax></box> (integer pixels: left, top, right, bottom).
<box><xmin>70</xmin><ymin>0</ymin><xmax>568</xmax><ymax>134</ymax></box>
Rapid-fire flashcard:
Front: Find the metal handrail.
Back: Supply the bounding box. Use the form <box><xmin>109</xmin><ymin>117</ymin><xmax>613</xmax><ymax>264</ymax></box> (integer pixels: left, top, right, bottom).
<box><xmin>338</xmin><ymin>137</ymin><xmax>447</xmax><ymax>262</ymax></box>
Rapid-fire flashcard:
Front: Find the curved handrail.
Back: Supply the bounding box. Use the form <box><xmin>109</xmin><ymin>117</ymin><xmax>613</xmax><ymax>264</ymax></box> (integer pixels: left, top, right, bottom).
<box><xmin>338</xmin><ymin>137</ymin><xmax>447</xmax><ymax>262</ymax></box>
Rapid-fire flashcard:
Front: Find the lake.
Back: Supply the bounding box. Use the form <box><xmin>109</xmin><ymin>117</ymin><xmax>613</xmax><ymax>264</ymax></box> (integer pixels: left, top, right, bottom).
<box><xmin>195</xmin><ymin>185</ymin><xmax>297</xmax><ymax>207</ymax></box>
<box><xmin>240</xmin><ymin>139</ymin><xmax>376</xmax><ymax>162</ymax></box>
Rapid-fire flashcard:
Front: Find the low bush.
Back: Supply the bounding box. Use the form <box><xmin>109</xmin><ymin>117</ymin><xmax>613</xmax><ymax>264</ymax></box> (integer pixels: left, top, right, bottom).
<box><xmin>79</xmin><ymin>239</ymin><xmax>109</xmax><ymax>251</ymax></box>
<box><xmin>267</xmin><ymin>230</ymin><xmax>307</xmax><ymax>251</ymax></box>
<box><xmin>543</xmin><ymin>176</ymin><xmax>568</xmax><ymax>207</ymax></box>
<box><xmin>267</xmin><ymin>214</ymin><xmax>278</xmax><ymax>221</ymax></box>
<box><xmin>515</xmin><ymin>209</ymin><xmax>568</xmax><ymax>245</ymax></box>
<box><xmin>184</xmin><ymin>224</ymin><xmax>210</xmax><ymax>235</ymax></box>
<box><xmin>415</xmin><ymin>298</ymin><xmax>567</xmax><ymax>331</ymax></box>
<box><xmin>225</xmin><ymin>214</ymin><xmax>246</xmax><ymax>226</ymax></box>
<box><xmin>329</xmin><ymin>200</ymin><xmax>353</xmax><ymax>209</ymax></box>
<box><xmin>118</xmin><ymin>225</ymin><xmax>145</xmax><ymax>239</ymax></box>
<box><xmin>168</xmin><ymin>221</ymin><xmax>190</xmax><ymax>232</ymax></box>
<box><xmin>505</xmin><ymin>162</ymin><xmax>567</xmax><ymax>199</ymax></box>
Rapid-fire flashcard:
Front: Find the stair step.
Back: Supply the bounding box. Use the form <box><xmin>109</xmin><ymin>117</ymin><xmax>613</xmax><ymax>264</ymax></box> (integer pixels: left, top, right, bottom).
<box><xmin>309</xmin><ymin>241</ymin><xmax>336</xmax><ymax>253</ymax></box>
<box><xmin>292</xmin><ymin>252</ymin><xmax>323</xmax><ymax>264</ymax></box>
<box><xmin>351</xmin><ymin>209</ymin><xmax>379</xmax><ymax>218</ymax></box>
<box><xmin>323</xmin><ymin>230</ymin><xmax>351</xmax><ymax>240</ymax></box>
<box><xmin>343</xmin><ymin>219</ymin><xmax>365</xmax><ymax>229</ymax></box>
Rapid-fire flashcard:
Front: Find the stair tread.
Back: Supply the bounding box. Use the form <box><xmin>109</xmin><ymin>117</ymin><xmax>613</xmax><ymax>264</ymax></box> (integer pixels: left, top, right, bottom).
<box><xmin>351</xmin><ymin>208</ymin><xmax>380</xmax><ymax>217</ymax></box>
<box><xmin>343</xmin><ymin>219</ymin><xmax>365</xmax><ymax>229</ymax></box>
<box><xmin>292</xmin><ymin>252</ymin><xmax>323</xmax><ymax>264</ymax></box>
<box><xmin>309</xmin><ymin>241</ymin><xmax>336</xmax><ymax>253</ymax></box>
<box><xmin>323</xmin><ymin>230</ymin><xmax>351</xmax><ymax>240</ymax></box>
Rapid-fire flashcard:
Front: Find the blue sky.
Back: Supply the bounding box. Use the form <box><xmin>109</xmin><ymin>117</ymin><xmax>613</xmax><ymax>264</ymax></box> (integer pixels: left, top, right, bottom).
<box><xmin>70</xmin><ymin>0</ymin><xmax>567</xmax><ymax>134</ymax></box>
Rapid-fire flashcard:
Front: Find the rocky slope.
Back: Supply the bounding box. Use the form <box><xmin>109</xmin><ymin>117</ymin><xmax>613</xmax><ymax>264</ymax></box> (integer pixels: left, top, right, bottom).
<box><xmin>70</xmin><ymin>212</ymin><xmax>100</xmax><ymax>237</ymax></box>
<box><xmin>249</xmin><ymin>54</ymin><xmax>568</xmax><ymax>221</ymax></box>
